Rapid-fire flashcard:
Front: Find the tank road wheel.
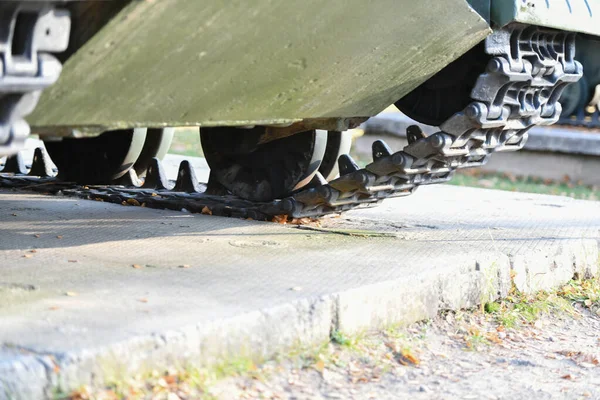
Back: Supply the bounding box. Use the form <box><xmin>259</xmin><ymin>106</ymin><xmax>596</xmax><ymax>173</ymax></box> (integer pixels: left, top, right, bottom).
<box><xmin>201</xmin><ymin>127</ymin><xmax>327</xmax><ymax>201</ymax></box>
<box><xmin>559</xmin><ymin>75</ymin><xmax>590</xmax><ymax>117</ymax></box>
<box><xmin>318</xmin><ymin>130</ymin><xmax>353</xmax><ymax>181</ymax></box>
<box><xmin>395</xmin><ymin>44</ymin><xmax>488</xmax><ymax>126</ymax></box>
<box><xmin>44</xmin><ymin>128</ymin><xmax>147</xmax><ymax>184</ymax></box>
<box><xmin>133</xmin><ymin>127</ymin><xmax>174</xmax><ymax>177</ymax></box>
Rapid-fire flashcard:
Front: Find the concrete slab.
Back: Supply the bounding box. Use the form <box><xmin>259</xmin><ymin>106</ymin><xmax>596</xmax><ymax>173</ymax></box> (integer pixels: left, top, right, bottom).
<box><xmin>1</xmin><ymin>178</ymin><xmax>599</xmax><ymax>398</ymax></box>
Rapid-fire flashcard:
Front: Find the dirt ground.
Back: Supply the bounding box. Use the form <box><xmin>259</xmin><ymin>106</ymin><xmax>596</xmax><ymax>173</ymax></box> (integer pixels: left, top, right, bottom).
<box><xmin>211</xmin><ymin>309</ymin><xmax>600</xmax><ymax>400</ymax></box>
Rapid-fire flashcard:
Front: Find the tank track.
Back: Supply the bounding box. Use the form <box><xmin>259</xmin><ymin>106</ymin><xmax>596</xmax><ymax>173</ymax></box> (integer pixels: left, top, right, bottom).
<box><xmin>0</xmin><ymin>24</ymin><xmax>583</xmax><ymax>221</ymax></box>
<box><xmin>0</xmin><ymin>2</ymin><xmax>71</xmax><ymax>157</ymax></box>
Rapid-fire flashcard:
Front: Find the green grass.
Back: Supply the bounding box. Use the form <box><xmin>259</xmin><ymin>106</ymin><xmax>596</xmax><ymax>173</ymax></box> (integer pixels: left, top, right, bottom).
<box><xmin>482</xmin><ymin>278</ymin><xmax>593</xmax><ymax>329</ymax></box>
<box><xmin>450</xmin><ymin>170</ymin><xmax>599</xmax><ymax>201</ymax></box>
<box><xmin>168</xmin><ymin>127</ymin><xmax>203</xmax><ymax>157</ymax></box>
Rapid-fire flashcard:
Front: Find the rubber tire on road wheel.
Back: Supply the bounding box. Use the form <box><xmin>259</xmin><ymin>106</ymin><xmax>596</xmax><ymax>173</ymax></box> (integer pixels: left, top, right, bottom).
<box><xmin>201</xmin><ymin>127</ymin><xmax>327</xmax><ymax>202</ymax></box>
<box><xmin>318</xmin><ymin>131</ymin><xmax>353</xmax><ymax>181</ymax></box>
<box><xmin>133</xmin><ymin>127</ymin><xmax>174</xmax><ymax>177</ymax></box>
<box><xmin>44</xmin><ymin>128</ymin><xmax>147</xmax><ymax>184</ymax></box>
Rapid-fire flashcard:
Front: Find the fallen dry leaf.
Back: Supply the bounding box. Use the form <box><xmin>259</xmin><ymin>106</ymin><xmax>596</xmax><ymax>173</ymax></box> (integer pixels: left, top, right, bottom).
<box><xmin>272</xmin><ymin>214</ymin><xmax>288</xmax><ymax>224</ymax></box>
<box><xmin>22</xmin><ymin>254</ymin><xmax>32</xmax><ymax>258</ymax></box>
<box><xmin>290</xmin><ymin>217</ymin><xmax>316</xmax><ymax>225</ymax></box>
<box><xmin>132</xmin><ymin>264</ymin><xmax>143</xmax><ymax>269</ymax></box>
<box><xmin>562</xmin><ymin>374</ymin><xmax>574</xmax><ymax>380</ymax></box>
<box><xmin>179</xmin><ymin>264</ymin><xmax>191</xmax><ymax>269</ymax></box>
<box><xmin>399</xmin><ymin>349</ymin><xmax>420</xmax><ymax>365</ymax></box>
<box><xmin>558</xmin><ymin>350</ymin><xmax>600</xmax><ymax>366</ymax></box>
<box><xmin>33</xmin><ymin>234</ymin><xmax>40</xmax><ymax>238</ymax></box>
<box><xmin>30</xmin><ymin>249</ymin><xmax>37</xmax><ymax>253</ymax></box>
<box><xmin>485</xmin><ymin>332</ymin><xmax>503</xmax><ymax>344</ymax></box>
<box><xmin>56</xmin><ymin>235</ymin><xmax>63</xmax><ymax>239</ymax></box>
<box><xmin>314</xmin><ymin>360</ymin><xmax>325</xmax><ymax>373</ymax></box>
<box><xmin>138</xmin><ymin>298</ymin><xmax>148</xmax><ymax>303</ymax></box>
<box><xmin>201</xmin><ymin>206</ymin><xmax>212</xmax><ymax>215</ymax></box>
<box><xmin>126</xmin><ymin>198</ymin><xmax>141</xmax><ymax>207</ymax></box>
<box><xmin>163</xmin><ymin>374</ymin><xmax>177</xmax><ymax>386</ymax></box>
<box><xmin>65</xmin><ymin>291</ymin><xmax>77</xmax><ymax>297</ymax></box>
<box><xmin>69</xmin><ymin>385</ymin><xmax>92</xmax><ymax>400</ymax></box>
<box><xmin>48</xmin><ymin>306</ymin><xmax>60</xmax><ymax>311</ymax></box>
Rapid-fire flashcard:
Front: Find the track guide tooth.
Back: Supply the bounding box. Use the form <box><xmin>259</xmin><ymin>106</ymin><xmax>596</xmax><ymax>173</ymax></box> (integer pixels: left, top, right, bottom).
<box><xmin>173</xmin><ymin>160</ymin><xmax>201</xmax><ymax>193</ymax></box>
<box><xmin>2</xmin><ymin>152</ymin><xmax>28</xmax><ymax>175</ymax></box>
<box><xmin>114</xmin><ymin>169</ymin><xmax>143</xmax><ymax>187</ymax></box>
<box><xmin>27</xmin><ymin>147</ymin><xmax>54</xmax><ymax>177</ymax></box>
<box><xmin>302</xmin><ymin>171</ymin><xmax>328</xmax><ymax>191</ymax></box>
<box><xmin>372</xmin><ymin>140</ymin><xmax>392</xmax><ymax>161</ymax></box>
<box><xmin>205</xmin><ymin>171</ymin><xmax>229</xmax><ymax>195</ymax></box>
<box><xmin>406</xmin><ymin>125</ymin><xmax>427</xmax><ymax>144</ymax></box>
<box><xmin>142</xmin><ymin>158</ymin><xmax>172</xmax><ymax>190</ymax></box>
<box><xmin>337</xmin><ymin>154</ymin><xmax>360</xmax><ymax>176</ymax></box>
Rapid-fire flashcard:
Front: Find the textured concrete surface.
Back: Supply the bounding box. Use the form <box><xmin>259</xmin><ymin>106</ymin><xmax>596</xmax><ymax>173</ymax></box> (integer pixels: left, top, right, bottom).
<box><xmin>1</xmin><ymin>167</ymin><xmax>599</xmax><ymax>398</ymax></box>
<box><xmin>361</xmin><ymin>113</ymin><xmax>600</xmax><ymax>185</ymax></box>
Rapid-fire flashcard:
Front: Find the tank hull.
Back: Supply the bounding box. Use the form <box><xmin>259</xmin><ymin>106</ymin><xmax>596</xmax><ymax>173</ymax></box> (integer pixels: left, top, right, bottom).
<box><xmin>29</xmin><ymin>0</ymin><xmax>490</xmax><ymax>135</ymax></box>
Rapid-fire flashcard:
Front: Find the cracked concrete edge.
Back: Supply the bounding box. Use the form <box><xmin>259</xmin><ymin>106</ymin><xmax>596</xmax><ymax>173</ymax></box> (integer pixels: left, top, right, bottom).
<box><xmin>335</xmin><ymin>252</ymin><xmax>513</xmax><ymax>333</ymax></box>
<box><xmin>2</xmin><ymin>241</ymin><xmax>599</xmax><ymax>399</ymax></box>
<box><xmin>0</xmin><ymin>353</ymin><xmax>54</xmax><ymax>400</ymax></box>
<box><xmin>510</xmin><ymin>239</ymin><xmax>599</xmax><ymax>293</ymax></box>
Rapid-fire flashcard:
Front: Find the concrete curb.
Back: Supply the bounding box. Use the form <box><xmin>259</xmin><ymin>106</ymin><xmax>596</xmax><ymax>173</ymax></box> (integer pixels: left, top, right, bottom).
<box><xmin>2</xmin><ymin>240</ymin><xmax>598</xmax><ymax>399</ymax></box>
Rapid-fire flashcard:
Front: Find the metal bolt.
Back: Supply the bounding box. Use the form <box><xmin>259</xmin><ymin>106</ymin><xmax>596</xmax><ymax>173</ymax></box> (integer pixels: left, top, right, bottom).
<box><xmin>391</xmin><ymin>152</ymin><xmax>405</xmax><ymax>166</ymax></box>
<box><xmin>488</xmin><ymin>58</ymin><xmax>503</xmax><ymax>73</ymax></box>
<box><xmin>429</xmin><ymin>133</ymin><xmax>446</xmax><ymax>149</ymax></box>
<box><xmin>465</xmin><ymin>104</ymin><xmax>480</xmax><ymax>118</ymax></box>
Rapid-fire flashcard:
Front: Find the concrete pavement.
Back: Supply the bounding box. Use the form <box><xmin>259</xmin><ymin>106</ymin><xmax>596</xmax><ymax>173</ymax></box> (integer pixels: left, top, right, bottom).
<box><xmin>0</xmin><ymin>156</ymin><xmax>599</xmax><ymax>399</ymax></box>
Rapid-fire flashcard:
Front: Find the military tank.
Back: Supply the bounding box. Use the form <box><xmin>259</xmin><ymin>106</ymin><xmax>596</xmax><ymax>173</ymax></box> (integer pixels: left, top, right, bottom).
<box><xmin>0</xmin><ymin>0</ymin><xmax>596</xmax><ymax>220</ymax></box>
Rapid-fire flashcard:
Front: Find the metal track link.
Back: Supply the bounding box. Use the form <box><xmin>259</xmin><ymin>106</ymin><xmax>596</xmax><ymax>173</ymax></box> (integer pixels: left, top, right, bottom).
<box><xmin>0</xmin><ymin>2</ymin><xmax>71</xmax><ymax>157</ymax></box>
<box><xmin>0</xmin><ymin>24</ymin><xmax>583</xmax><ymax>221</ymax></box>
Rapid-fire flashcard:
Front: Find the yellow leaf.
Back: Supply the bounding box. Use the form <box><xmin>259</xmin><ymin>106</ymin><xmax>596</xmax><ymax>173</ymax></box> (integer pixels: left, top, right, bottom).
<box><xmin>272</xmin><ymin>215</ymin><xmax>288</xmax><ymax>224</ymax></box>
<box><xmin>400</xmin><ymin>349</ymin><xmax>420</xmax><ymax>365</ymax></box>
<box><xmin>201</xmin><ymin>206</ymin><xmax>212</xmax><ymax>215</ymax></box>
<box><xmin>314</xmin><ymin>360</ymin><xmax>325</xmax><ymax>372</ymax></box>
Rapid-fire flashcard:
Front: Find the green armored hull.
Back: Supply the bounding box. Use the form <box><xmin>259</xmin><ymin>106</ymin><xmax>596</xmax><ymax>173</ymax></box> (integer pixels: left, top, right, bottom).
<box><xmin>28</xmin><ymin>0</ymin><xmax>491</xmax><ymax>135</ymax></box>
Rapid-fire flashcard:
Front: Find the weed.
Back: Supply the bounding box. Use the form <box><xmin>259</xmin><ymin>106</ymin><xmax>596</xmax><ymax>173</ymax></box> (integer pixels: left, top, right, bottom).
<box><xmin>484</xmin><ymin>302</ymin><xmax>500</xmax><ymax>313</ymax></box>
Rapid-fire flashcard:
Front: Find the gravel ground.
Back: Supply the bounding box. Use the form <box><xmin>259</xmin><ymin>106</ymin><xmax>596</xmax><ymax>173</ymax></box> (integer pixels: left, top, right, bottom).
<box><xmin>211</xmin><ymin>309</ymin><xmax>600</xmax><ymax>400</ymax></box>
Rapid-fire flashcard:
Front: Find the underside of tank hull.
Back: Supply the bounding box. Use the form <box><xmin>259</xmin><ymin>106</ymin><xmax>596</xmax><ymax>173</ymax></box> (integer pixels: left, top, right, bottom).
<box><xmin>27</xmin><ymin>0</ymin><xmax>491</xmax><ymax>137</ymax></box>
